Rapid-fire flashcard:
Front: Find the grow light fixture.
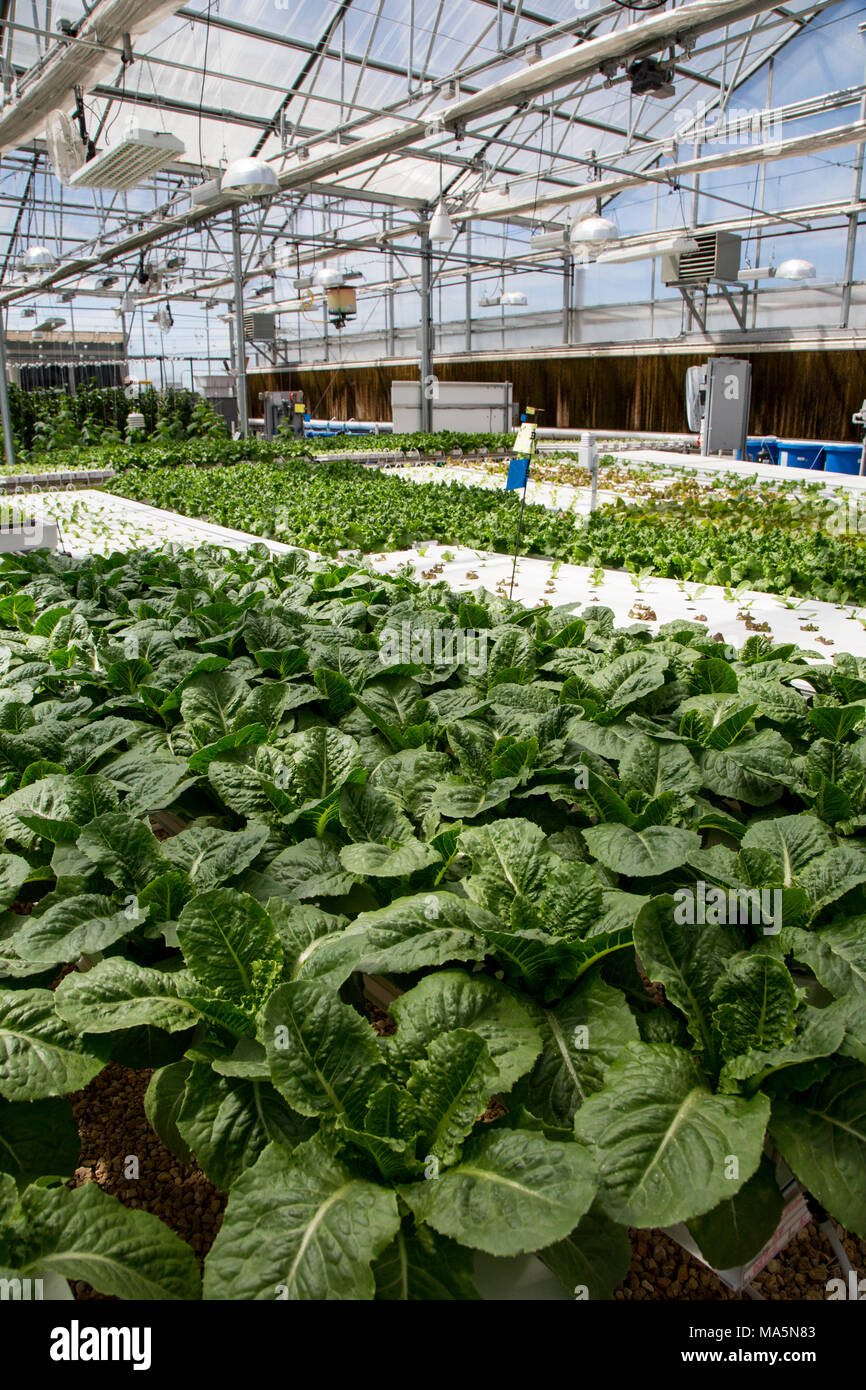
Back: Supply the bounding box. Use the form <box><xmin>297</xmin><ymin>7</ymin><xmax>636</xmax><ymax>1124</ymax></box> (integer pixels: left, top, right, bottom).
<box><xmin>70</xmin><ymin>124</ymin><xmax>185</xmax><ymax>191</ymax></box>
<box><xmin>21</xmin><ymin>245</ymin><xmax>57</xmax><ymax>272</ymax></box>
<box><xmin>33</xmin><ymin>316</ymin><xmax>64</xmax><ymax>332</ymax></box>
<box><xmin>775</xmin><ymin>258</ymin><xmax>816</xmax><ymax>281</ymax></box>
<box><xmin>478</xmin><ymin>293</ymin><xmax>501</xmax><ymax>307</ymax></box>
<box><xmin>221</xmin><ymin>156</ymin><xmax>278</xmax><ymax>198</ymax></box>
<box><xmin>500</xmin><ymin>290</ymin><xmax>528</xmax><ymax>306</ymax></box>
<box><xmin>429</xmin><ymin>199</ymin><xmax>455</xmax><ymax>243</ymax></box>
<box><xmin>596</xmin><ymin>235</ymin><xmax>699</xmax><ymax>265</ymax></box>
<box><xmin>571</xmin><ymin>215</ymin><xmax>619</xmax><ymax>245</ymax></box>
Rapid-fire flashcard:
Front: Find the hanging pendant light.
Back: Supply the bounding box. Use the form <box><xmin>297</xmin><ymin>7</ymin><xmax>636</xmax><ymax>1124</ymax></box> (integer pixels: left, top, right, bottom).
<box><xmin>500</xmin><ymin>290</ymin><xmax>528</xmax><ymax>306</ymax></box>
<box><xmin>571</xmin><ymin>215</ymin><xmax>619</xmax><ymax>245</ymax></box>
<box><xmin>21</xmin><ymin>245</ymin><xmax>57</xmax><ymax>272</ymax></box>
<box><xmin>429</xmin><ymin>199</ymin><xmax>454</xmax><ymax>243</ymax></box>
<box><xmin>775</xmin><ymin>258</ymin><xmax>816</xmax><ymax>281</ymax></box>
<box><xmin>221</xmin><ymin>156</ymin><xmax>279</xmax><ymax>198</ymax></box>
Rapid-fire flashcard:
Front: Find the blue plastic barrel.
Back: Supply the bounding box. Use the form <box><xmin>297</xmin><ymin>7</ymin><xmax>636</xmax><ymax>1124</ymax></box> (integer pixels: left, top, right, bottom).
<box><xmin>778</xmin><ymin>444</ymin><xmax>825</xmax><ymax>470</ymax></box>
<box><xmin>824</xmin><ymin>444</ymin><xmax>864</xmax><ymax>475</ymax></box>
<box><xmin>746</xmin><ymin>437</ymin><xmax>779</xmax><ymax>464</ymax></box>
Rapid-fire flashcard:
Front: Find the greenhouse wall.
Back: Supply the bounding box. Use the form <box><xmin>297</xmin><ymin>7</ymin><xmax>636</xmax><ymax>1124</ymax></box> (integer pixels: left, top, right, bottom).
<box><xmin>249</xmin><ymin>347</ymin><xmax>866</xmax><ymax>440</ymax></box>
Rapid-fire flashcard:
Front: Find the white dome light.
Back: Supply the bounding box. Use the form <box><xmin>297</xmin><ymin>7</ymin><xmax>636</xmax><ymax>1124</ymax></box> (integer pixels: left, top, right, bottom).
<box><xmin>316</xmin><ymin>267</ymin><xmax>345</xmax><ymax>288</ymax></box>
<box><xmin>21</xmin><ymin>245</ymin><xmax>57</xmax><ymax>271</ymax></box>
<box><xmin>221</xmin><ymin>157</ymin><xmax>279</xmax><ymax>198</ymax></box>
<box><xmin>775</xmin><ymin>258</ymin><xmax>816</xmax><ymax>281</ymax></box>
<box><xmin>429</xmin><ymin>199</ymin><xmax>454</xmax><ymax>243</ymax></box>
<box><xmin>571</xmin><ymin>215</ymin><xmax>619</xmax><ymax>245</ymax></box>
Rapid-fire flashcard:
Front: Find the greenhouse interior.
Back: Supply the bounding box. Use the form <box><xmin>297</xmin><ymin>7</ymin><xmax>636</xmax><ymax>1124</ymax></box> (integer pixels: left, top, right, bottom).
<box><xmin>1</xmin><ymin>0</ymin><xmax>866</xmax><ymax>1335</ymax></box>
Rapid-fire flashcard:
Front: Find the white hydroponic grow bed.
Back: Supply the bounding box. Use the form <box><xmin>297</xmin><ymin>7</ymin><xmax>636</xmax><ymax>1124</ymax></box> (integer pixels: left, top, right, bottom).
<box><xmin>24</xmin><ymin>489</ymin><xmax>866</xmax><ymax>660</ymax></box>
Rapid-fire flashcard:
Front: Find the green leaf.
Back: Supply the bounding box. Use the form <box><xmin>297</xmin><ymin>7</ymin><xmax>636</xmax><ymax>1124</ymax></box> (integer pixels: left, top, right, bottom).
<box><xmin>0</xmin><ymin>1097</ymin><xmax>80</xmax><ymax>1187</ymax></box>
<box><xmin>791</xmin><ymin>918</ymin><xmax>866</xmax><ymax>999</ymax></box>
<box><xmin>0</xmin><ymin>988</ymin><xmax>105</xmax><ymax>1099</ymax></box>
<box><xmin>262</xmin><ymin>980</ymin><xmax>385</xmax><ymax>1128</ymax></box>
<box><xmin>634</xmin><ymin>895</ymin><xmax>744</xmax><ymax>1061</ymax></box>
<box><xmin>539</xmin><ymin>1205</ymin><xmax>632</xmax><ymax>1300</ymax></box>
<box><xmin>770</xmin><ymin>1064</ymin><xmax>866</xmax><ymax>1237</ymax></box>
<box><xmin>0</xmin><ymin>855</ymin><xmax>30</xmax><ymax>912</ymax></box>
<box><xmin>55</xmin><ymin>959</ymin><xmax>199</xmax><ymax>1035</ymax></box>
<box><xmin>387</xmin><ymin>970</ymin><xmax>542</xmax><ymax>1092</ymax></box>
<box><xmin>526</xmin><ymin>971</ymin><xmax>640</xmax><ymax>1129</ymax></box>
<box><xmin>13</xmin><ymin>1181</ymin><xmax>200</xmax><ymax>1299</ymax></box>
<box><xmin>574</xmin><ymin>1043</ymin><xmax>770</xmax><ymax>1227</ymax></box>
<box><xmin>403</xmin><ymin>1128</ymin><xmax>597</xmax><ymax>1257</ymax></box>
<box><xmin>711</xmin><ymin>952</ymin><xmax>798</xmax><ymax>1062</ymax></box>
<box><xmin>807</xmin><ymin>704</ymin><xmax>865</xmax><ymax>743</ymax></box>
<box><xmin>203</xmin><ymin>1136</ymin><xmax>400</xmax><ymax>1300</ymax></box>
<box><xmin>340</xmin><ymin>837</ymin><xmax>440</xmax><ymax>879</ymax></box>
<box><xmin>303</xmin><ymin>893</ymin><xmax>491</xmax><ymax>986</ymax></box>
<box><xmin>144</xmin><ymin>1060</ymin><xmax>192</xmax><ymax>1164</ymax></box>
<box><xmin>76</xmin><ymin>812</ymin><xmax>165</xmax><ymax>892</ymax></box>
<box><xmin>407</xmin><ymin>1029</ymin><xmax>499</xmax><ymax>1165</ymax></box>
<box><xmin>177</xmin><ymin>889</ymin><xmax>280</xmax><ymax>1002</ymax></box>
<box><xmin>12</xmin><ymin>894</ymin><xmax>133</xmax><ymax>966</ymax></box>
<box><xmin>176</xmin><ymin>1063</ymin><xmax>313</xmax><ymax>1191</ymax></box>
<box><xmin>164</xmin><ymin>824</ymin><xmax>270</xmax><ymax>889</ymax></box>
<box><xmin>373</xmin><ymin>1224</ymin><xmax>480</xmax><ymax>1300</ymax></box>
<box><xmin>263</xmin><ymin>837</ymin><xmax>355</xmax><ymax>900</ymax></box>
<box><xmin>686</xmin><ymin>1157</ymin><xmax>784</xmax><ymax>1270</ymax></box>
<box><xmin>581</xmin><ymin>824</ymin><xmax>701</xmax><ymax>878</ymax></box>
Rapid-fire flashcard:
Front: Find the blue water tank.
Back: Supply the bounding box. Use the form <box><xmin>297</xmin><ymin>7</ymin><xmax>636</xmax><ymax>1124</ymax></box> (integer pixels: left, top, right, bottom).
<box><xmin>824</xmin><ymin>444</ymin><xmax>863</xmax><ymax>475</ymax></box>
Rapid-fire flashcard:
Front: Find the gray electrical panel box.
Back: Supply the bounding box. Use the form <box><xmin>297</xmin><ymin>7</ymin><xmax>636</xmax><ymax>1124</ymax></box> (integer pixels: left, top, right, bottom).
<box><xmin>700</xmin><ymin>357</ymin><xmax>752</xmax><ymax>457</ymax></box>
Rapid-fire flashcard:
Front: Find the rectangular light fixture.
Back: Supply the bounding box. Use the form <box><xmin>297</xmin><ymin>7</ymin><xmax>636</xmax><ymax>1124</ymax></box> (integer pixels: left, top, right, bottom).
<box><xmin>529</xmin><ymin>228</ymin><xmax>569</xmax><ymax>250</ymax></box>
<box><xmin>70</xmin><ymin>126</ymin><xmax>185</xmax><ymax>192</ymax></box>
<box><xmin>596</xmin><ymin>236</ymin><xmax>699</xmax><ymax>265</ymax></box>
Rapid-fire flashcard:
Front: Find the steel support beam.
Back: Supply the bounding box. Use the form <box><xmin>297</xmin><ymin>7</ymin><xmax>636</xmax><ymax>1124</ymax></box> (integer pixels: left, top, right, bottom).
<box><xmin>0</xmin><ymin>309</ymin><xmax>16</xmax><ymax>471</ymax></box>
<box><xmin>231</xmin><ymin>207</ymin><xmax>248</xmax><ymax>439</ymax></box>
<box><xmin>420</xmin><ymin>226</ymin><xmax>434</xmax><ymax>432</ymax></box>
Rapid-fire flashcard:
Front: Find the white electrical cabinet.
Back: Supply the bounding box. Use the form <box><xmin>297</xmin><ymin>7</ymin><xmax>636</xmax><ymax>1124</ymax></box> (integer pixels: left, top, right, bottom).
<box><xmin>391</xmin><ymin>380</ymin><xmax>514</xmax><ymax>433</ymax></box>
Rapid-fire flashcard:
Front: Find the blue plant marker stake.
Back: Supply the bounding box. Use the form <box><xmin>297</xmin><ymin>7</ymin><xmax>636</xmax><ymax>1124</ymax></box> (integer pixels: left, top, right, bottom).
<box><xmin>508</xmin><ymin>458</ymin><xmax>531</xmax><ymax>599</ymax></box>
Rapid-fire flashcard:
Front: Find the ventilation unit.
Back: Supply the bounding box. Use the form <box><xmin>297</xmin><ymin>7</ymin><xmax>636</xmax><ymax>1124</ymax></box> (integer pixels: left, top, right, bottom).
<box><xmin>70</xmin><ymin>124</ymin><xmax>185</xmax><ymax>191</ymax></box>
<box><xmin>244</xmin><ymin>312</ymin><xmax>276</xmax><ymax>341</ymax></box>
<box><xmin>663</xmin><ymin>232</ymin><xmax>741</xmax><ymax>286</ymax></box>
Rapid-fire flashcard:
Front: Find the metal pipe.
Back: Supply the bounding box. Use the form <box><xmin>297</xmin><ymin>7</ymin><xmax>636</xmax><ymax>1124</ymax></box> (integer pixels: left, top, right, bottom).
<box><xmin>231</xmin><ymin>206</ymin><xmax>248</xmax><ymax>439</ymax></box>
<box><xmin>0</xmin><ymin>308</ymin><xmax>17</xmax><ymax>471</ymax></box>
<box><xmin>841</xmin><ymin>56</ymin><xmax>866</xmax><ymax>329</ymax></box>
<box><xmin>420</xmin><ymin>225</ymin><xmax>433</xmax><ymax>433</ymax></box>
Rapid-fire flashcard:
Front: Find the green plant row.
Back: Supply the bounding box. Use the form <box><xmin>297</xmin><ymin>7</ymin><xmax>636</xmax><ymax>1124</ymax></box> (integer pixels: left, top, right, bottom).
<box><xmin>10</xmin><ymin>385</ymin><xmax>228</xmax><ymax>458</ymax></box>
<box><xmin>0</xmin><ymin>542</ymin><xmax>865</xmax><ymax>1299</ymax></box>
<box><xmin>105</xmin><ymin>455</ymin><xmax>866</xmax><ymax>606</ymax></box>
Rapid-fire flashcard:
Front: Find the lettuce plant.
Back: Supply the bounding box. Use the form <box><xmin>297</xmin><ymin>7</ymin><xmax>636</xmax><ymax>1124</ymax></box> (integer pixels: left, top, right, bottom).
<box><xmin>0</xmin><ymin>542</ymin><xmax>865</xmax><ymax>1298</ymax></box>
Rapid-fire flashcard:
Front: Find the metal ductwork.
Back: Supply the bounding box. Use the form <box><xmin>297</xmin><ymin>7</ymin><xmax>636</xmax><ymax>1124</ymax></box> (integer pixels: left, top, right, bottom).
<box><xmin>0</xmin><ymin>0</ymin><xmax>181</xmax><ymax>154</ymax></box>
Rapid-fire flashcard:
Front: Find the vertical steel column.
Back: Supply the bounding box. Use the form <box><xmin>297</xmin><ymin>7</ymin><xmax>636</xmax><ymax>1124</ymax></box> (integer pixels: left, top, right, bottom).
<box><xmin>841</xmin><ymin>62</ymin><xmax>866</xmax><ymax>329</ymax></box>
<box><xmin>231</xmin><ymin>206</ymin><xmax>249</xmax><ymax>438</ymax></box>
<box><xmin>386</xmin><ymin>210</ymin><xmax>396</xmax><ymax>357</ymax></box>
<box><xmin>0</xmin><ymin>309</ymin><xmax>16</xmax><ymax>472</ymax></box>
<box><xmin>420</xmin><ymin>224</ymin><xmax>434</xmax><ymax>432</ymax></box>
<box><xmin>562</xmin><ymin>253</ymin><xmax>573</xmax><ymax>344</ymax></box>
<box><xmin>465</xmin><ymin>221</ymin><xmax>472</xmax><ymax>354</ymax></box>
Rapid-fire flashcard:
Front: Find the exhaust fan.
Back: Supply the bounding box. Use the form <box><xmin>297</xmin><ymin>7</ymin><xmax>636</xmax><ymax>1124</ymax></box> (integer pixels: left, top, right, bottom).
<box><xmin>44</xmin><ymin>109</ymin><xmax>87</xmax><ymax>187</ymax></box>
<box><xmin>70</xmin><ymin>123</ymin><xmax>185</xmax><ymax>191</ymax></box>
